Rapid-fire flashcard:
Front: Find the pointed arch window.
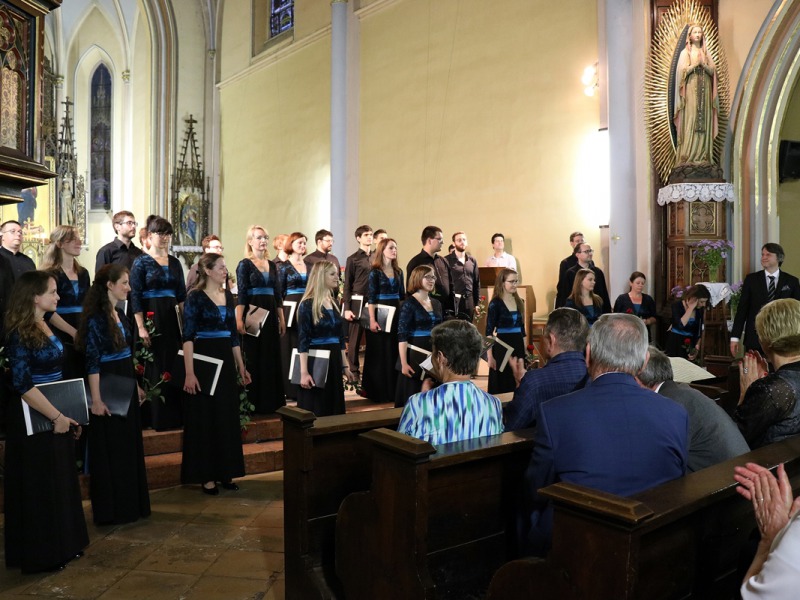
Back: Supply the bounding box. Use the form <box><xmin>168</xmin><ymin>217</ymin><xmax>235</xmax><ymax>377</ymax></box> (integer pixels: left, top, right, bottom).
<box><xmin>270</xmin><ymin>0</ymin><xmax>293</xmax><ymax>37</ymax></box>
<box><xmin>90</xmin><ymin>64</ymin><xmax>111</xmax><ymax>210</ymax></box>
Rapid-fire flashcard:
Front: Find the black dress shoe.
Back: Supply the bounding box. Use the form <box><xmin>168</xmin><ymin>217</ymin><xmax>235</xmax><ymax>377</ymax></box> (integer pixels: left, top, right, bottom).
<box><xmin>220</xmin><ymin>481</ymin><xmax>239</xmax><ymax>491</ymax></box>
<box><xmin>202</xmin><ymin>484</ymin><xmax>219</xmax><ymax>496</ymax></box>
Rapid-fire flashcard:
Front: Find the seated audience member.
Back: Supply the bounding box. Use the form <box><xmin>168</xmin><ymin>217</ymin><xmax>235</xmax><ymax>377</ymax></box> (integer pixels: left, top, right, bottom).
<box><xmin>638</xmin><ymin>346</ymin><xmax>749</xmax><ymax>472</ymax></box>
<box><xmin>398</xmin><ymin>320</ymin><xmax>504</xmax><ymax>445</ymax></box>
<box><xmin>735</xmin><ymin>298</ymin><xmax>800</xmax><ymax>449</ymax></box>
<box><xmin>185</xmin><ymin>235</ymin><xmax>226</xmax><ymax>291</ymax></box>
<box><xmin>734</xmin><ymin>462</ymin><xmax>800</xmax><ymax>598</ymax></box>
<box><xmin>504</xmin><ymin>307</ymin><xmax>589</xmax><ymax>431</ymax></box>
<box><xmin>525</xmin><ymin>314</ymin><xmax>688</xmax><ymax>555</ymax></box>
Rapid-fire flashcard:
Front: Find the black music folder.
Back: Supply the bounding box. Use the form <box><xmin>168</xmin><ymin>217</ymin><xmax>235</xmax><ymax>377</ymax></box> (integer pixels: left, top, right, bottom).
<box><xmin>86</xmin><ymin>373</ymin><xmax>136</xmax><ymax>417</ymax></box>
<box><xmin>24</xmin><ymin>378</ymin><xmax>89</xmax><ymax>435</ymax></box>
<box><xmin>396</xmin><ymin>344</ymin><xmax>433</xmax><ymax>381</ymax></box>
<box><xmin>170</xmin><ymin>350</ymin><xmax>224</xmax><ymax>395</ymax></box>
<box><xmin>359</xmin><ymin>304</ymin><xmax>396</xmax><ymax>333</ymax></box>
<box><xmin>245</xmin><ymin>306</ymin><xmax>270</xmax><ymax>337</ymax></box>
<box><xmin>289</xmin><ymin>348</ymin><xmax>330</xmax><ymax>388</ymax></box>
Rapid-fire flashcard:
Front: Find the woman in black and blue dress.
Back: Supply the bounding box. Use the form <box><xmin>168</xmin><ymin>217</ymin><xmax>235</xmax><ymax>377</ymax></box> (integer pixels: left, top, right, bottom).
<box><xmin>4</xmin><ymin>271</ymin><xmax>89</xmax><ymax>573</ymax></box>
<box><xmin>77</xmin><ymin>264</ymin><xmax>150</xmax><ymax>525</ymax></box>
<box><xmin>565</xmin><ymin>268</ymin><xmax>607</xmax><ymax>327</ymax></box>
<box><xmin>41</xmin><ymin>225</ymin><xmax>90</xmax><ymax>381</ymax></box>
<box><xmin>486</xmin><ymin>268</ymin><xmax>526</xmax><ymax>395</ymax></box>
<box><xmin>277</xmin><ymin>232</ymin><xmax>310</xmax><ymax>400</ymax></box>
<box><xmin>181</xmin><ymin>253</ymin><xmax>249</xmax><ymax>496</ymax></box>
<box><xmin>665</xmin><ymin>284</ymin><xmax>712</xmax><ymax>360</ymax></box>
<box><xmin>236</xmin><ymin>225</ymin><xmax>286</xmax><ymax>414</ymax></box>
<box><xmin>362</xmin><ymin>238</ymin><xmax>404</xmax><ymax>404</ymax></box>
<box><xmin>395</xmin><ymin>265</ymin><xmax>442</xmax><ymax>407</ymax></box>
<box><xmin>613</xmin><ymin>271</ymin><xmax>657</xmax><ymax>324</ymax></box>
<box><xmin>130</xmin><ymin>217</ymin><xmax>186</xmax><ymax>430</ymax></box>
<box><xmin>297</xmin><ymin>261</ymin><xmax>353</xmax><ymax>416</ymax></box>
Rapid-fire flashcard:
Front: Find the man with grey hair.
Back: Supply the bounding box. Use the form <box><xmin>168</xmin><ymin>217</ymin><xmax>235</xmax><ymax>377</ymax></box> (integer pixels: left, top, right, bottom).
<box><xmin>505</xmin><ymin>307</ymin><xmax>589</xmax><ymax>430</ymax></box>
<box><xmin>638</xmin><ymin>346</ymin><xmax>749</xmax><ymax>472</ymax></box>
<box><xmin>525</xmin><ymin>314</ymin><xmax>688</xmax><ymax>555</ymax></box>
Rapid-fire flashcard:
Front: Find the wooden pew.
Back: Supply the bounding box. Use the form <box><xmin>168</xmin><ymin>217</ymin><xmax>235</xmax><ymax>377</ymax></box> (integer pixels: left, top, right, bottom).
<box><xmin>487</xmin><ymin>435</ymin><xmax>800</xmax><ymax>600</ymax></box>
<box><xmin>279</xmin><ymin>405</ymin><xmax>403</xmax><ymax>600</ymax></box>
<box><xmin>335</xmin><ymin>427</ymin><xmax>535</xmax><ymax>600</ymax></box>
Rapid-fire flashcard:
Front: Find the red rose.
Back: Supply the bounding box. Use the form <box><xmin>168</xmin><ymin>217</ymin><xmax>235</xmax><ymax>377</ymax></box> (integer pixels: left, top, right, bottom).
<box><xmin>162</xmin><ymin>372</ymin><xmax>172</xmax><ymax>382</ymax></box>
<box><xmin>626</xmin><ymin>308</ymin><xmax>633</xmax><ymax>314</ymax></box>
<box><xmin>480</xmin><ymin>296</ymin><xmax>486</xmax><ymax>301</ymax></box>
<box><xmin>684</xmin><ymin>338</ymin><xmax>691</xmax><ymax>345</ymax></box>
<box><xmin>135</xmin><ymin>364</ymin><xmax>145</xmax><ymax>376</ymax></box>
<box><xmin>526</xmin><ymin>344</ymin><xmax>534</xmax><ymax>351</ymax></box>
<box><xmin>146</xmin><ymin>311</ymin><xmax>155</xmax><ymax>319</ymax></box>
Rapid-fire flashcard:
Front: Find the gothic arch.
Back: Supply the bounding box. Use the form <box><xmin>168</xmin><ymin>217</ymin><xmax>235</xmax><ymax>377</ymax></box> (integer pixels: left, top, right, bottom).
<box><xmin>731</xmin><ymin>0</ymin><xmax>800</xmax><ymax>273</ymax></box>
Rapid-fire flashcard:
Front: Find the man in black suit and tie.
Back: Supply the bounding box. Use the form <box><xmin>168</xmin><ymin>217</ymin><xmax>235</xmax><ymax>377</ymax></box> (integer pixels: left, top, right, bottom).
<box><xmin>555</xmin><ymin>231</ymin><xmax>584</xmax><ymax>307</ymax></box>
<box><xmin>731</xmin><ymin>243</ymin><xmax>800</xmax><ymax>355</ymax></box>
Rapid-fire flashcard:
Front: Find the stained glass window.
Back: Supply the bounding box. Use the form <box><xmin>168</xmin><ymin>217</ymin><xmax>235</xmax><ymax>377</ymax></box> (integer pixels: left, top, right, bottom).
<box><xmin>270</xmin><ymin>0</ymin><xmax>294</xmax><ymax>37</ymax></box>
<box><xmin>90</xmin><ymin>64</ymin><xmax>111</xmax><ymax>211</ymax></box>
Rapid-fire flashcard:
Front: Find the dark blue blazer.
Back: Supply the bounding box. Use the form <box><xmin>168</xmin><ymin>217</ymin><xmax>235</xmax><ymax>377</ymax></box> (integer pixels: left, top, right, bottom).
<box><xmin>525</xmin><ymin>372</ymin><xmax>688</xmax><ymax>554</ymax></box>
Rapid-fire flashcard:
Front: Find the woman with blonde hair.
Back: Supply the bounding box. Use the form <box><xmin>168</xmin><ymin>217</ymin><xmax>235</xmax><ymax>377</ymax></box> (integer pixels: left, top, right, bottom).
<box><xmin>735</xmin><ymin>298</ymin><xmax>800</xmax><ymax>449</ymax></box>
<box><xmin>361</xmin><ymin>238</ymin><xmax>404</xmax><ymax>404</ymax></box>
<box><xmin>41</xmin><ymin>225</ymin><xmax>90</xmax><ymax>379</ymax></box>
<box><xmin>565</xmin><ymin>268</ymin><xmax>606</xmax><ymax>327</ymax></box>
<box><xmin>486</xmin><ymin>268</ymin><xmax>526</xmax><ymax>394</ymax></box>
<box><xmin>296</xmin><ymin>261</ymin><xmax>352</xmax><ymax>415</ymax></box>
<box><xmin>395</xmin><ymin>264</ymin><xmax>442</xmax><ymax>407</ymax></box>
<box><xmin>181</xmin><ymin>252</ymin><xmax>249</xmax><ymax>495</ymax></box>
<box><xmin>4</xmin><ymin>271</ymin><xmax>88</xmax><ymax>572</ymax></box>
<box><xmin>235</xmin><ymin>225</ymin><xmax>286</xmax><ymax>413</ymax></box>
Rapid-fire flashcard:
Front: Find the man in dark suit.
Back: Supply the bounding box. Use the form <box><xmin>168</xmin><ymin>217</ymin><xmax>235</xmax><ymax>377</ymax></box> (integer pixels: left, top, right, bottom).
<box><xmin>555</xmin><ymin>231</ymin><xmax>584</xmax><ymax>307</ymax></box>
<box><xmin>638</xmin><ymin>347</ymin><xmax>750</xmax><ymax>472</ymax></box>
<box><xmin>406</xmin><ymin>225</ymin><xmax>453</xmax><ymax>313</ymax></box>
<box><xmin>445</xmin><ymin>231</ymin><xmax>480</xmax><ymax>319</ymax></box>
<box><xmin>556</xmin><ymin>243</ymin><xmax>612</xmax><ymax>312</ymax></box>
<box><xmin>731</xmin><ymin>243</ymin><xmax>800</xmax><ymax>355</ymax></box>
<box><xmin>525</xmin><ymin>314</ymin><xmax>688</xmax><ymax>555</ymax></box>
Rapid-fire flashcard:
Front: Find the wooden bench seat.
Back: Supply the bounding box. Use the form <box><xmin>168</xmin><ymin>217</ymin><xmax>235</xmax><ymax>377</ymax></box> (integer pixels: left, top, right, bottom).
<box><xmin>279</xmin><ymin>391</ymin><xmax>513</xmax><ymax>599</ymax></box>
<box><xmin>335</xmin><ymin>427</ymin><xmax>535</xmax><ymax>600</ymax></box>
<box><xmin>487</xmin><ymin>435</ymin><xmax>800</xmax><ymax>600</ymax></box>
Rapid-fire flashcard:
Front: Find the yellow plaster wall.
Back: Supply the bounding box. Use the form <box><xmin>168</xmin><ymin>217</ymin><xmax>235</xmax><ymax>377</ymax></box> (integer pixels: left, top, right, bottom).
<box><xmin>358</xmin><ymin>0</ymin><xmax>599</xmax><ymax>312</ymax></box>
<box><xmin>218</xmin><ymin>35</ymin><xmax>331</xmax><ymax>244</ymax></box>
<box><xmin>131</xmin><ymin>10</ymin><xmax>153</xmax><ymax>225</ymax></box>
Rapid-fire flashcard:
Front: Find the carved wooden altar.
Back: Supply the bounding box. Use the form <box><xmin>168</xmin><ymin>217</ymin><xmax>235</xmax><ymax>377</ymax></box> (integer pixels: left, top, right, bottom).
<box><xmin>0</xmin><ymin>0</ymin><xmax>61</xmax><ymax>205</ymax></box>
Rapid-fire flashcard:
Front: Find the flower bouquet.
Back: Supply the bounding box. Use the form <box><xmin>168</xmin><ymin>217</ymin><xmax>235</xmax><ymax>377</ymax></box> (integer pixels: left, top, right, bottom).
<box><xmin>692</xmin><ymin>239</ymin><xmax>734</xmax><ymax>282</ymax></box>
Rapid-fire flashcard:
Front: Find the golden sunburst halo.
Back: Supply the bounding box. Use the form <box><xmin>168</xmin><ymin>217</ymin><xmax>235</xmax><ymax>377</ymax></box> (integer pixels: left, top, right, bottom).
<box><xmin>645</xmin><ymin>0</ymin><xmax>730</xmax><ymax>185</ymax></box>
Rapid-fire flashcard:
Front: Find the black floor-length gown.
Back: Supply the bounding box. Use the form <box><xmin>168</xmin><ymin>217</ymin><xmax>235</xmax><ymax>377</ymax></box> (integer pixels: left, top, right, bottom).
<box><xmin>4</xmin><ymin>333</ymin><xmax>89</xmax><ymax>573</ymax></box>
<box><xmin>180</xmin><ymin>289</ymin><xmax>245</xmax><ymax>485</ymax></box>
<box><xmin>85</xmin><ymin>312</ymin><xmax>150</xmax><ymax>524</ymax></box>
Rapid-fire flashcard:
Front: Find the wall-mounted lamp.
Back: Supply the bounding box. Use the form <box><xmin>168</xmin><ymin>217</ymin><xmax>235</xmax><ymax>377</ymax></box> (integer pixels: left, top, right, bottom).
<box><xmin>582</xmin><ymin>62</ymin><xmax>599</xmax><ymax>97</ymax></box>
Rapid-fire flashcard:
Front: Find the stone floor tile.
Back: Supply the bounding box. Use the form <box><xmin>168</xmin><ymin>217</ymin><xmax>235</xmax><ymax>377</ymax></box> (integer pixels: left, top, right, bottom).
<box><xmin>163</xmin><ymin>523</ymin><xmax>243</xmax><ymax>548</ymax></box>
<box><xmin>21</xmin><ymin>564</ymin><xmax>127</xmax><ymax>599</ymax></box>
<box><xmin>106</xmin><ymin>518</ymin><xmax>185</xmax><ymax>544</ymax></box>
<box><xmin>206</xmin><ymin>549</ymin><xmax>284</xmax><ymax>580</ymax></box>
<box><xmin>0</xmin><ymin>570</ymin><xmax>37</xmax><ymax>595</ymax></box>
<box><xmin>182</xmin><ymin>574</ymin><xmax>272</xmax><ymax>599</ymax></box>
<box><xmin>230</xmin><ymin>527</ymin><xmax>284</xmax><ymax>553</ymax></box>
<box><xmin>81</xmin><ymin>538</ymin><xmax>156</xmax><ymax>570</ymax></box>
<box><xmin>135</xmin><ymin>543</ymin><xmax>223</xmax><ymax>575</ymax></box>
<box><xmin>193</xmin><ymin>502</ymin><xmax>263</xmax><ymax>527</ymax></box>
<box><xmin>96</xmin><ymin>571</ymin><xmax>197</xmax><ymax>599</ymax></box>
<box><xmin>251</xmin><ymin>504</ymin><xmax>283</xmax><ymax>528</ymax></box>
